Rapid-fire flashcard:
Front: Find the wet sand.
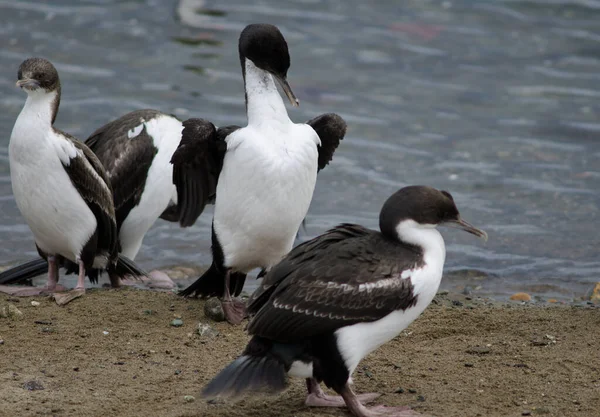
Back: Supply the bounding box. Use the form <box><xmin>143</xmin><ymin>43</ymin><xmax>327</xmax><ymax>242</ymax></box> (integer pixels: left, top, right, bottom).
<box><xmin>0</xmin><ymin>289</ymin><xmax>598</xmax><ymax>417</ymax></box>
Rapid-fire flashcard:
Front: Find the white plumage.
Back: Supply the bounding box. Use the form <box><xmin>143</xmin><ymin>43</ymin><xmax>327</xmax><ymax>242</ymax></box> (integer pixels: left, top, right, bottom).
<box><xmin>118</xmin><ymin>115</ymin><xmax>181</xmax><ymax>259</ymax></box>
<box><xmin>213</xmin><ymin>59</ymin><xmax>320</xmax><ymax>272</ymax></box>
<box><xmin>9</xmin><ymin>89</ymin><xmax>100</xmax><ymax>266</ymax></box>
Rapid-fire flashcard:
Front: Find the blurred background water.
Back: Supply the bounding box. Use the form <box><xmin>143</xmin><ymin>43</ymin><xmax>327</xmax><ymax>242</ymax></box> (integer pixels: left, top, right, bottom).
<box><xmin>0</xmin><ymin>0</ymin><xmax>598</xmax><ymax>301</ymax></box>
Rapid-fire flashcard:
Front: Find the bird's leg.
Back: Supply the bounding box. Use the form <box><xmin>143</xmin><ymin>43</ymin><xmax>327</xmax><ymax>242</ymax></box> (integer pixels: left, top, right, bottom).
<box><xmin>75</xmin><ymin>260</ymin><xmax>86</xmax><ymax>290</ymax></box>
<box><xmin>53</xmin><ymin>260</ymin><xmax>86</xmax><ymax>306</ymax></box>
<box><xmin>221</xmin><ymin>268</ymin><xmax>246</xmax><ymax>325</ymax></box>
<box><xmin>339</xmin><ymin>383</ymin><xmax>422</xmax><ymax>417</ymax></box>
<box><xmin>46</xmin><ymin>255</ymin><xmax>59</xmax><ymax>290</ymax></box>
<box><xmin>305</xmin><ymin>378</ymin><xmax>380</xmax><ymax>408</ymax></box>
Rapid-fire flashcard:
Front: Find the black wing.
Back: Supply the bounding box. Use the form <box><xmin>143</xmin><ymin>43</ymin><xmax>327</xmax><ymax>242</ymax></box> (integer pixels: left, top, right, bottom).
<box><xmin>170</xmin><ymin>119</ymin><xmax>239</xmax><ymax>227</ymax></box>
<box><xmin>86</xmin><ymin>110</ymin><xmax>166</xmax><ymax>231</ymax></box>
<box><xmin>306</xmin><ymin>113</ymin><xmax>346</xmax><ymax>171</ymax></box>
<box><xmin>247</xmin><ymin>224</ymin><xmax>421</xmax><ymax>343</ymax></box>
<box><xmin>60</xmin><ymin>133</ymin><xmax>118</xmax><ymax>260</ymax></box>
<box><xmin>247</xmin><ymin>223</ymin><xmax>372</xmax><ymax>314</ymax></box>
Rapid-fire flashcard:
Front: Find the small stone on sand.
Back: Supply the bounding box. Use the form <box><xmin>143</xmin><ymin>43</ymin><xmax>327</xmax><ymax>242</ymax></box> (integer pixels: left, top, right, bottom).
<box><xmin>590</xmin><ymin>282</ymin><xmax>600</xmax><ymax>301</ymax></box>
<box><xmin>510</xmin><ymin>292</ymin><xmax>532</xmax><ymax>302</ymax></box>
<box><xmin>197</xmin><ymin>323</ymin><xmax>219</xmax><ymax>339</ymax></box>
<box><xmin>30</xmin><ymin>301</ymin><xmax>40</xmax><ymax>307</ymax></box>
<box><xmin>184</xmin><ymin>395</ymin><xmax>195</xmax><ymax>403</ymax></box>
<box><xmin>23</xmin><ymin>380</ymin><xmax>44</xmax><ymax>391</ymax></box>
<box><xmin>0</xmin><ymin>304</ymin><xmax>24</xmax><ymax>320</ymax></box>
<box><xmin>204</xmin><ymin>298</ymin><xmax>225</xmax><ymax>322</ymax></box>
<box><xmin>171</xmin><ymin>319</ymin><xmax>184</xmax><ymax>327</ymax></box>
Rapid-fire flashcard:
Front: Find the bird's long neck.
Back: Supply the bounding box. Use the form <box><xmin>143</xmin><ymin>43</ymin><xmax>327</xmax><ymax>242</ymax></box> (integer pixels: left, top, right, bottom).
<box><xmin>242</xmin><ymin>58</ymin><xmax>291</xmax><ymax>127</ymax></box>
<box><xmin>18</xmin><ymin>88</ymin><xmax>61</xmax><ymax>128</ymax></box>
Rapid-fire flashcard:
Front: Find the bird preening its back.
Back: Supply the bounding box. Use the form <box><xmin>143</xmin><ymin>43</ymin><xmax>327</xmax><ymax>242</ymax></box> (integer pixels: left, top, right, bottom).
<box><xmin>202</xmin><ymin>186</ymin><xmax>487</xmax><ymax>417</ymax></box>
<box><xmin>1</xmin><ymin>57</ymin><xmax>146</xmax><ymax>304</ymax></box>
<box><xmin>173</xmin><ymin>23</ymin><xmax>347</xmax><ymax>325</ymax></box>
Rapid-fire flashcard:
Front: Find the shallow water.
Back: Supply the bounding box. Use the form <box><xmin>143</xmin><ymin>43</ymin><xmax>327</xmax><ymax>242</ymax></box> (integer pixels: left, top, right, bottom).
<box><xmin>0</xmin><ymin>0</ymin><xmax>598</xmax><ymax>300</ymax></box>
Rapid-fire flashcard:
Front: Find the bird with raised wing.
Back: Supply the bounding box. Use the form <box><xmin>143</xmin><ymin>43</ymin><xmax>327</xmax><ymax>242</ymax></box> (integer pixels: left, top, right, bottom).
<box><xmin>173</xmin><ymin>23</ymin><xmax>347</xmax><ymax>324</ymax></box>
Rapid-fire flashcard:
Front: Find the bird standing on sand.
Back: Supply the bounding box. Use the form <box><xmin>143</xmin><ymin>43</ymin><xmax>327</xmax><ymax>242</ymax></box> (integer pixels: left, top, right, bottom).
<box><xmin>202</xmin><ymin>186</ymin><xmax>487</xmax><ymax>417</ymax></box>
<box><xmin>0</xmin><ymin>109</ymin><xmax>185</xmax><ymax>289</ymax></box>
<box><xmin>173</xmin><ymin>23</ymin><xmax>346</xmax><ymax>324</ymax></box>
<box><xmin>3</xmin><ymin>57</ymin><xmax>144</xmax><ymax>304</ymax></box>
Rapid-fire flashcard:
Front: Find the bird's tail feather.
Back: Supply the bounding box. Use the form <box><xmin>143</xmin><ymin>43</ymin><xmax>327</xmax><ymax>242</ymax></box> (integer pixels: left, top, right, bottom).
<box><xmin>109</xmin><ymin>255</ymin><xmax>148</xmax><ymax>279</ymax></box>
<box><xmin>202</xmin><ymin>354</ymin><xmax>287</xmax><ymax>398</ymax></box>
<box><xmin>0</xmin><ymin>258</ymin><xmax>48</xmax><ymax>285</ymax></box>
<box><xmin>179</xmin><ymin>262</ymin><xmax>246</xmax><ymax>298</ymax></box>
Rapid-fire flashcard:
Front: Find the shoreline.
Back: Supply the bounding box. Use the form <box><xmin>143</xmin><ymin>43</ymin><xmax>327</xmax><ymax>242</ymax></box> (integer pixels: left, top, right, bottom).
<box><xmin>0</xmin><ymin>289</ymin><xmax>598</xmax><ymax>417</ymax></box>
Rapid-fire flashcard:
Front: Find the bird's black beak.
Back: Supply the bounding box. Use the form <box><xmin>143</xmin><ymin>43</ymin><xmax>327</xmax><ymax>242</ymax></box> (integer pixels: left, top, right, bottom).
<box><xmin>445</xmin><ymin>218</ymin><xmax>488</xmax><ymax>242</ymax></box>
<box><xmin>16</xmin><ymin>78</ymin><xmax>40</xmax><ymax>89</ymax></box>
<box><xmin>274</xmin><ymin>74</ymin><xmax>299</xmax><ymax>107</ymax></box>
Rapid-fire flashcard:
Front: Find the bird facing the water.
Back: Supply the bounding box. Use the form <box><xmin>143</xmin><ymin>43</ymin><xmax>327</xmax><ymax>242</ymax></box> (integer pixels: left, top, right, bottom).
<box><xmin>174</xmin><ymin>23</ymin><xmax>347</xmax><ymax>324</ymax></box>
<box><xmin>202</xmin><ymin>186</ymin><xmax>487</xmax><ymax>417</ymax></box>
<box><xmin>3</xmin><ymin>57</ymin><xmax>144</xmax><ymax>304</ymax></box>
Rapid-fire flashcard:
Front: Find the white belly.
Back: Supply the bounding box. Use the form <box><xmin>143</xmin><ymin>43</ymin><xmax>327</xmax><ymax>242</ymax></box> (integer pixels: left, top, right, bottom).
<box><xmin>118</xmin><ymin>115</ymin><xmax>181</xmax><ymax>259</ymax></box>
<box><xmin>213</xmin><ymin>124</ymin><xmax>319</xmax><ymax>272</ymax></box>
<box><xmin>335</xmin><ymin>262</ymin><xmax>444</xmax><ymax>377</ymax></box>
<box><xmin>9</xmin><ymin>131</ymin><xmax>97</xmax><ymax>262</ymax></box>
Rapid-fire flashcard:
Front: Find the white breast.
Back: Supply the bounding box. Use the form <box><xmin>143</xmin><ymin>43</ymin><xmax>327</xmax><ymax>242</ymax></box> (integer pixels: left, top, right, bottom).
<box><xmin>9</xmin><ymin>114</ymin><xmax>97</xmax><ymax>262</ymax></box>
<box><xmin>334</xmin><ymin>229</ymin><xmax>446</xmax><ymax>378</ymax></box>
<box><xmin>118</xmin><ymin>114</ymin><xmax>182</xmax><ymax>259</ymax></box>
<box><xmin>213</xmin><ymin>122</ymin><xmax>319</xmax><ymax>272</ymax></box>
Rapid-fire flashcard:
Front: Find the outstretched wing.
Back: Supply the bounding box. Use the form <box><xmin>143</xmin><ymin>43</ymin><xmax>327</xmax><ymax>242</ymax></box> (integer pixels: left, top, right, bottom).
<box><xmin>247</xmin><ymin>224</ymin><xmax>422</xmax><ymax>343</ymax></box>
<box><xmin>170</xmin><ymin>119</ymin><xmax>239</xmax><ymax>227</ymax></box>
<box><xmin>306</xmin><ymin>113</ymin><xmax>347</xmax><ymax>171</ymax></box>
<box><xmin>85</xmin><ymin>110</ymin><xmax>167</xmax><ymax>230</ymax></box>
<box><xmin>61</xmin><ymin>133</ymin><xmax>118</xmax><ymax>259</ymax></box>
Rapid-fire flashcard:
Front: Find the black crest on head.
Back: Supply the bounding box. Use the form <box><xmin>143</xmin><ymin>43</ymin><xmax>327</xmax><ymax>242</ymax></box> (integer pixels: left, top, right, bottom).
<box><xmin>379</xmin><ymin>186</ymin><xmax>460</xmax><ymax>239</ymax></box>
<box><xmin>18</xmin><ymin>57</ymin><xmax>61</xmax><ymax>92</ymax></box>
<box><xmin>239</xmin><ymin>24</ymin><xmax>291</xmax><ymax>78</ymax></box>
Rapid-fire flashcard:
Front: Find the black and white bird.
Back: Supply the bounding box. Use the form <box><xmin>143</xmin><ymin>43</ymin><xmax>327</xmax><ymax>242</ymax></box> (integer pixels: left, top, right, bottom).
<box><xmin>0</xmin><ymin>108</ymin><xmax>211</xmax><ymax>288</ymax></box>
<box><xmin>1</xmin><ymin>57</ymin><xmax>145</xmax><ymax>304</ymax></box>
<box><xmin>174</xmin><ymin>23</ymin><xmax>346</xmax><ymax>324</ymax></box>
<box><xmin>202</xmin><ymin>186</ymin><xmax>487</xmax><ymax>417</ymax></box>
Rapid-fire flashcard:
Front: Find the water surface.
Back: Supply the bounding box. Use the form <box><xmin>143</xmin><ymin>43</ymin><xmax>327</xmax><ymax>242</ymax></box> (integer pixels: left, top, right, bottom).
<box><xmin>0</xmin><ymin>0</ymin><xmax>598</xmax><ymax>300</ymax></box>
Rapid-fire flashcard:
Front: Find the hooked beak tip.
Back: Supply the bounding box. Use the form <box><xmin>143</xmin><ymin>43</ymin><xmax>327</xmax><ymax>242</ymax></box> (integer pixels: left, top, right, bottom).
<box><xmin>448</xmin><ymin>218</ymin><xmax>488</xmax><ymax>242</ymax></box>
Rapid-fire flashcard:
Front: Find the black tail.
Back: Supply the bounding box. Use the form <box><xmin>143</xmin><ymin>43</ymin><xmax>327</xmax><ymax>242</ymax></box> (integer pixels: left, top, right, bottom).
<box><xmin>179</xmin><ymin>262</ymin><xmax>246</xmax><ymax>298</ymax></box>
<box><xmin>62</xmin><ymin>255</ymin><xmax>147</xmax><ymax>285</ymax></box>
<box><xmin>202</xmin><ymin>355</ymin><xmax>287</xmax><ymax>398</ymax></box>
<box><xmin>108</xmin><ymin>255</ymin><xmax>148</xmax><ymax>279</ymax></box>
<box><xmin>0</xmin><ymin>258</ymin><xmax>48</xmax><ymax>285</ymax></box>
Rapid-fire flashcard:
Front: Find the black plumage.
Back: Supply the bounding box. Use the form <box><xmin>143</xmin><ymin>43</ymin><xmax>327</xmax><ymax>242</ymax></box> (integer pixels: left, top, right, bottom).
<box><xmin>306</xmin><ymin>113</ymin><xmax>347</xmax><ymax>171</ymax></box>
<box><xmin>170</xmin><ymin>119</ymin><xmax>239</xmax><ymax>227</ymax></box>
<box><xmin>85</xmin><ymin>110</ymin><xmax>161</xmax><ymax>231</ymax></box>
<box><xmin>247</xmin><ymin>224</ymin><xmax>420</xmax><ymax>343</ymax></box>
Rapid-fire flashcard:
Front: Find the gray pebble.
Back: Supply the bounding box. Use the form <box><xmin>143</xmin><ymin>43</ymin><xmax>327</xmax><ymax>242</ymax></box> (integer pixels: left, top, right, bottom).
<box><xmin>204</xmin><ymin>298</ymin><xmax>225</xmax><ymax>322</ymax></box>
<box><xmin>197</xmin><ymin>323</ymin><xmax>219</xmax><ymax>339</ymax></box>
<box><xmin>23</xmin><ymin>380</ymin><xmax>44</xmax><ymax>391</ymax></box>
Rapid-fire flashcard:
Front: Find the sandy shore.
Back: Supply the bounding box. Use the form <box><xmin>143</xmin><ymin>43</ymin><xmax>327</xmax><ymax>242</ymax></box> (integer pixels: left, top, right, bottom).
<box><xmin>0</xmin><ymin>289</ymin><xmax>598</xmax><ymax>417</ymax></box>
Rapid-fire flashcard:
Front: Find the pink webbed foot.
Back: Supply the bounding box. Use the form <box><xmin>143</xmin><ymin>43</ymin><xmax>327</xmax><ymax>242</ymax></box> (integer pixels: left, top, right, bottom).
<box><xmin>362</xmin><ymin>405</ymin><xmax>424</xmax><ymax>416</ymax></box>
<box><xmin>146</xmin><ymin>270</ymin><xmax>176</xmax><ymax>289</ymax></box>
<box><xmin>339</xmin><ymin>383</ymin><xmax>428</xmax><ymax>417</ymax></box>
<box><xmin>305</xmin><ymin>378</ymin><xmax>380</xmax><ymax>408</ymax></box>
<box><xmin>221</xmin><ymin>298</ymin><xmax>247</xmax><ymax>325</ymax></box>
<box><xmin>53</xmin><ymin>288</ymin><xmax>85</xmax><ymax>306</ymax></box>
<box><xmin>0</xmin><ymin>284</ymin><xmax>68</xmax><ymax>297</ymax></box>
<box><xmin>117</xmin><ymin>271</ymin><xmax>174</xmax><ymax>289</ymax></box>
<box><xmin>305</xmin><ymin>392</ymin><xmax>381</xmax><ymax>407</ymax></box>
